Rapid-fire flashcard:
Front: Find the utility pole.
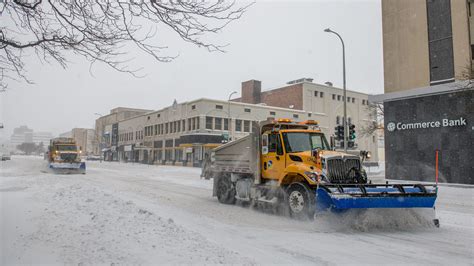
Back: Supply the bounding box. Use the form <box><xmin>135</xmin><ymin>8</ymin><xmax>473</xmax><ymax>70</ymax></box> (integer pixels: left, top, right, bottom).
<box><xmin>228</xmin><ymin>91</ymin><xmax>237</xmax><ymax>141</ymax></box>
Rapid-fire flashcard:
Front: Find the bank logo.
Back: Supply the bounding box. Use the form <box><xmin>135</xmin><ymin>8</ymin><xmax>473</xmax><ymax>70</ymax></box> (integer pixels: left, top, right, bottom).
<box><xmin>386</xmin><ymin>117</ymin><xmax>467</xmax><ymax>133</ymax></box>
<box><xmin>387</xmin><ymin>122</ymin><xmax>396</xmax><ymax>132</ymax></box>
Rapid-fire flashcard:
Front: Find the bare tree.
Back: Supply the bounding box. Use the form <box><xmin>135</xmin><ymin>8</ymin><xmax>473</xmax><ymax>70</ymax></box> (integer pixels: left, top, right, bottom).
<box><xmin>0</xmin><ymin>0</ymin><xmax>251</xmax><ymax>90</ymax></box>
<box><xmin>359</xmin><ymin>102</ymin><xmax>384</xmax><ymax>137</ymax></box>
<box><xmin>455</xmin><ymin>64</ymin><xmax>474</xmax><ymax>90</ymax></box>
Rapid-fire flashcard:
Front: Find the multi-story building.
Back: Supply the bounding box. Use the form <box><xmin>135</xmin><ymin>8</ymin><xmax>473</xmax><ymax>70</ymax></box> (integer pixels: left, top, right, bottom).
<box><xmin>98</xmin><ymin>79</ymin><xmax>379</xmax><ymax>167</ymax></box>
<box><xmin>60</xmin><ymin>128</ymin><xmax>95</xmax><ymax>155</ymax></box>
<box><xmin>10</xmin><ymin>125</ymin><xmax>53</xmax><ymax>150</ymax></box>
<box><xmin>10</xmin><ymin>126</ymin><xmax>33</xmax><ymax>148</ymax></box>
<box><xmin>93</xmin><ymin>107</ymin><xmax>152</xmax><ymax>158</ymax></box>
<box><xmin>373</xmin><ymin>0</ymin><xmax>474</xmax><ymax>184</ymax></box>
<box><xmin>33</xmin><ymin>131</ymin><xmax>54</xmax><ymax>145</ymax></box>
<box><xmin>382</xmin><ymin>0</ymin><xmax>471</xmax><ymax>91</ymax></box>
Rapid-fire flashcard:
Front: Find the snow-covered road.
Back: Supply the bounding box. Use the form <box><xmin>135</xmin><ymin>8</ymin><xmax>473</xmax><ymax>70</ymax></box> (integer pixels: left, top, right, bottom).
<box><xmin>1</xmin><ymin>156</ymin><xmax>473</xmax><ymax>265</ymax></box>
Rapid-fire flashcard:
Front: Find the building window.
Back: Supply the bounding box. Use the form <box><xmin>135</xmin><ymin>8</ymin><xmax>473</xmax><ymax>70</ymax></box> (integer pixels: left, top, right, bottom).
<box><xmin>347</xmin><ymin>97</ymin><xmax>351</xmax><ymax>102</ymax></box>
<box><xmin>215</xmin><ymin>117</ymin><xmax>222</xmax><ymax>130</ymax></box>
<box><xmin>216</xmin><ymin>105</ymin><xmax>223</xmax><ymax>110</ymax></box>
<box><xmin>320</xmin><ymin>92</ymin><xmax>324</xmax><ymax>98</ymax></box>
<box><xmin>332</xmin><ymin>94</ymin><xmax>335</xmax><ymax>100</ymax></box>
<box><xmin>188</xmin><ymin>118</ymin><xmax>192</xmax><ymax>131</ymax></box>
<box><xmin>147</xmin><ymin>116</ymin><xmax>150</xmax><ymax>120</ymax></box>
<box><xmin>244</xmin><ymin>108</ymin><xmax>251</xmax><ymax>113</ymax></box>
<box><xmin>154</xmin><ymin>125</ymin><xmax>158</xmax><ymax>135</ymax></box>
<box><xmin>196</xmin><ymin>117</ymin><xmax>200</xmax><ymax>130</ymax></box>
<box><xmin>235</xmin><ymin>119</ymin><xmax>242</xmax><ymax>132</ymax></box>
<box><xmin>177</xmin><ymin>121</ymin><xmax>181</xmax><ymax>132</ymax></box>
<box><xmin>165</xmin><ymin>123</ymin><xmax>169</xmax><ymax>134</ymax></box>
<box><xmin>362</xmin><ymin>99</ymin><xmax>366</xmax><ymax>105</ymax></box>
<box><xmin>224</xmin><ymin>118</ymin><xmax>229</xmax><ymax>130</ymax></box>
<box><xmin>293</xmin><ymin>114</ymin><xmax>299</xmax><ymax>119</ymax></box>
<box><xmin>157</xmin><ymin>114</ymin><xmax>160</xmax><ymax>118</ymax></box>
<box><xmin>191</xmin><ymin>105</ymin><xmax>196</xmax><ymax>110</ymax></box>
<box><xmin>308</xmin><ymin>113</ymin><xmax>312</xmax><ymax>117</ymax></box>
<box><xmin>206</xmin><ymin>116</ymin><xmax>213</xmax><ymax>129</ymax></box>
<box><xmin>182</xmin><ymin>120</ymin><xmax>185</xmax><ymax>132</ymax></box>
<box><xmin>336</xmin><ymin>116</ymin><xmax>340</xmax><ymax>125</ymax></box>
<box><xmin>426</xmin><ymin>0</ymin><xmax>455</xmax><ymax>83</ymax></box>
<box><xmin>337</xmin><ymin>95</ymin><xmax>341</xmax><ymax>101</ymax></box>
<box><xmin>352</xmin><ymin>98</ymin><xmax>355</xmax><ymax>103</ymax></box>
<box><xmin>243</xmin><ymin>120</ymin><xmax>250</xmax><ymax>132</ymax></box>
<box><xmin>314</xmin><ymin>91</ymin><xmax>318</xmax><ymax>97</ymax></box>
<box><xmin>270</xmin><ymin>111</ymin><xmax>276</xmax><ymax>116</ymax></box>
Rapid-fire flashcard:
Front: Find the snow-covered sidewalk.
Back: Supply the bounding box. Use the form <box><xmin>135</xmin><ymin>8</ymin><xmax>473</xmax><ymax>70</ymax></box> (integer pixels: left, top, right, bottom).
<box><xmin>1</xmin><ymin>156</ymin><xmax>473</xmax><ymax>265</ymax></box>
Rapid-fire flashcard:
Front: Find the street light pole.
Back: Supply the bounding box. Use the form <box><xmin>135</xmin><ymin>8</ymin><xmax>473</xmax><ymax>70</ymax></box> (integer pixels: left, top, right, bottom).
<box><xmin>324</xmin><ymin>28</ymin><xmax>348</xmax><ymax>153</ymax></box>
<box><xmin>228</xmin><ymin>91</ymin><xmax>237</xmax><ymax>141</ymax></box>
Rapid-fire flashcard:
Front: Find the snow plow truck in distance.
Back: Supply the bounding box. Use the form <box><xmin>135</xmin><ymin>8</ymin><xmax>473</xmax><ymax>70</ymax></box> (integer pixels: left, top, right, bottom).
<box><xmin>46</xmin><ymin>137</ymin><xmax>86</xmax><ymax>174</ymax></box>
<box><xmin>203</xmin><ymin>119</ymin><xmax>438</xmax><ymax>223</ymax></box>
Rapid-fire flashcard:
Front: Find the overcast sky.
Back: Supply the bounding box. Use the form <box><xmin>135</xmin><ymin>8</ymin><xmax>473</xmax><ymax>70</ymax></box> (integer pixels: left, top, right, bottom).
<box><xmin>0</xmin><ymin>0</ymin><xmax>383</xmax><ymax>139</ymax></box>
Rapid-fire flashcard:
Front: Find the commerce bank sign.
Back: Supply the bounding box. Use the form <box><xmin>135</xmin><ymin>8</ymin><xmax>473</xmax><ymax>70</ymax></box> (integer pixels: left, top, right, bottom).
<box><xmin>386</xmin><ymin>117</ymin><xmax>467</xmax><ymax>132</ymax></box>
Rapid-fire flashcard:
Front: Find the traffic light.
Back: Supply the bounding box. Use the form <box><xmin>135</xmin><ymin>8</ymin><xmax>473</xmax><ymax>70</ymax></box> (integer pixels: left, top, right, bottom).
<box><xmin>334</xmin><ymin>125</ymin><xmax>344</xmax><ymax>141</ymax></box>
<box><xmin>349</xmin><ymin>124</ymin><xmax>356</xmax><ymax>140</ymax></box>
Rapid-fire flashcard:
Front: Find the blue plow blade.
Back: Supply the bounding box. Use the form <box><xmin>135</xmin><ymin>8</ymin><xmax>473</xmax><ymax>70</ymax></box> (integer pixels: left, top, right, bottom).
<box><xmin>48</xmin><ymin>162</ymin><xmax>86</xmax><ymax>174</ymax></box>
<box><xmin>315</xmin><ymin>184</ymin><xmax>437</xmax><ymax>212</ymax></box>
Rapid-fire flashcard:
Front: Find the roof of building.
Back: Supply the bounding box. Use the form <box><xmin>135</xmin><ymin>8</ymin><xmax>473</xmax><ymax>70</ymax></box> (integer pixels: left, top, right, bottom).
<box><xmin>369</xmin><ymin>80</ymin><xmax>473</xmax><ymax>102</ymax></box>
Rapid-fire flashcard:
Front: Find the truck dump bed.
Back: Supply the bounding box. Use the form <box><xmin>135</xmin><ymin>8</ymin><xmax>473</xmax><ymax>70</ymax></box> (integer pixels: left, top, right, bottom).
<box><xmin>211</xmin><ymin>133</ymin><xmax>258</xmax><ymax>175</ymax></box>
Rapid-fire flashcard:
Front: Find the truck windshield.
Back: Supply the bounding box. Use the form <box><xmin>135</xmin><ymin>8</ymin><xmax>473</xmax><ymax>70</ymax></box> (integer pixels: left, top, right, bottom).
<box><xmin>282</xmin><ymin>132</ymin><xmax>330</xmax><ymax>153</ymax></box>
<box><xmin>55</xmin><ymin>145</ymin><xmax>78</xmax><ymax>151</ymax></box>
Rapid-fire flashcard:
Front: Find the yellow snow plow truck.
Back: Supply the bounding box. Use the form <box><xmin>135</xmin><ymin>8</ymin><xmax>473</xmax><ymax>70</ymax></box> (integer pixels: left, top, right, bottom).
<box><xmin>203</xmin><ymin>119</ymin><xmax>438</xmax><ymax>222</ymax></box>
<box><xmin>47</xmin><ymin>137</ymin><xmax>86</xmax><ymax>174</ymax></box>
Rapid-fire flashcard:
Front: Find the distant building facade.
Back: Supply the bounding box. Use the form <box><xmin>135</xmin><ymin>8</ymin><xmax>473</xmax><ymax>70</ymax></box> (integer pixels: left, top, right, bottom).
<box><xmin>93</xmin><ymin>107</ymin><xmax>152</xmax><ymax>158</ymax></box>
<box><xmin>96</xmin><ymin>79</ymin><xmax>379</xmax><ymax>167</ymax></box>
<box><xmin>10</xmin><ymin>125</ymin><xmax>53</xmax><ymax>150</ymax></box>
<box><xmin>60</xmin><ymin>128</ymin><xmax>96</xmax><ymax>155</ymax></box>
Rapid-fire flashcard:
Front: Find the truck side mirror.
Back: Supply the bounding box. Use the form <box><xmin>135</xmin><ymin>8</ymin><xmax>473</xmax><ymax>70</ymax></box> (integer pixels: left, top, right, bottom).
<box><xmin>262</xmin><ymin>134</ymin><xmax>269</xmax><ymax>155</ymax></box>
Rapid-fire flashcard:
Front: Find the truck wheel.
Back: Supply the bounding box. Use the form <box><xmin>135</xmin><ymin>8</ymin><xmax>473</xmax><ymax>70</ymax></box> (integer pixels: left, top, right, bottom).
<box><xmin>287</xmin><ymin>182</ymin><xmax>315</xmax><ymax>220</ymax></box>
<box><xmin>216</xmin><ymin>176</ymin><xmax>236</xmax><ymax>205</ymax></box>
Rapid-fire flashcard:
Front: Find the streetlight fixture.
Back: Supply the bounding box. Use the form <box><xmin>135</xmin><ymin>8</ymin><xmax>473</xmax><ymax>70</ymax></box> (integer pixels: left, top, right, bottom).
<box><xmin>228</xmin><ymin>91</ymin><xmax>237</xmax><ymax>141</ymax></box>
<box><xmin>324</xmin><ymin>28</ymin><xmax>348</xmax><ymax>153</ymax></box>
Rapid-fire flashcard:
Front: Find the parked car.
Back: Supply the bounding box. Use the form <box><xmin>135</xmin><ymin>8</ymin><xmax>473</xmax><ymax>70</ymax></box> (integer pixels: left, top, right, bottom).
<box><xmin>86</xmin><ymin>155</ymin><xmax>103</xmax><ymax>161</ymax></box>
<box><xmin>1</xmin><ymin>154</ymin><xmax>11</xmax><ymax>161</ymax></box>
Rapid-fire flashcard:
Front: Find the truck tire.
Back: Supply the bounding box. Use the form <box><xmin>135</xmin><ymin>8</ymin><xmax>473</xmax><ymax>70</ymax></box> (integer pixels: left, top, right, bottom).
<box><xmin>286</xmin><ymin>182</ymin><xmax>315</xmax><ymax>220</ymax></box>
<box><xmin>216</xmin><ymin>176</ymin><xmax>236</xmax><ymax>205</ymax></box>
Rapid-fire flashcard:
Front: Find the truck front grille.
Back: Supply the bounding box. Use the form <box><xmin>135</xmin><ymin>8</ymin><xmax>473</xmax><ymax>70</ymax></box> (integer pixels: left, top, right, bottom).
<box><xmin>327</xmin><ymin>158</ymin><xmax>360</xmax><ymax>184</ymax></box>
<box><xmin>60</xmin><ymin>153</ymin><xmax>78</xmax><ymax>162</ymax></box>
